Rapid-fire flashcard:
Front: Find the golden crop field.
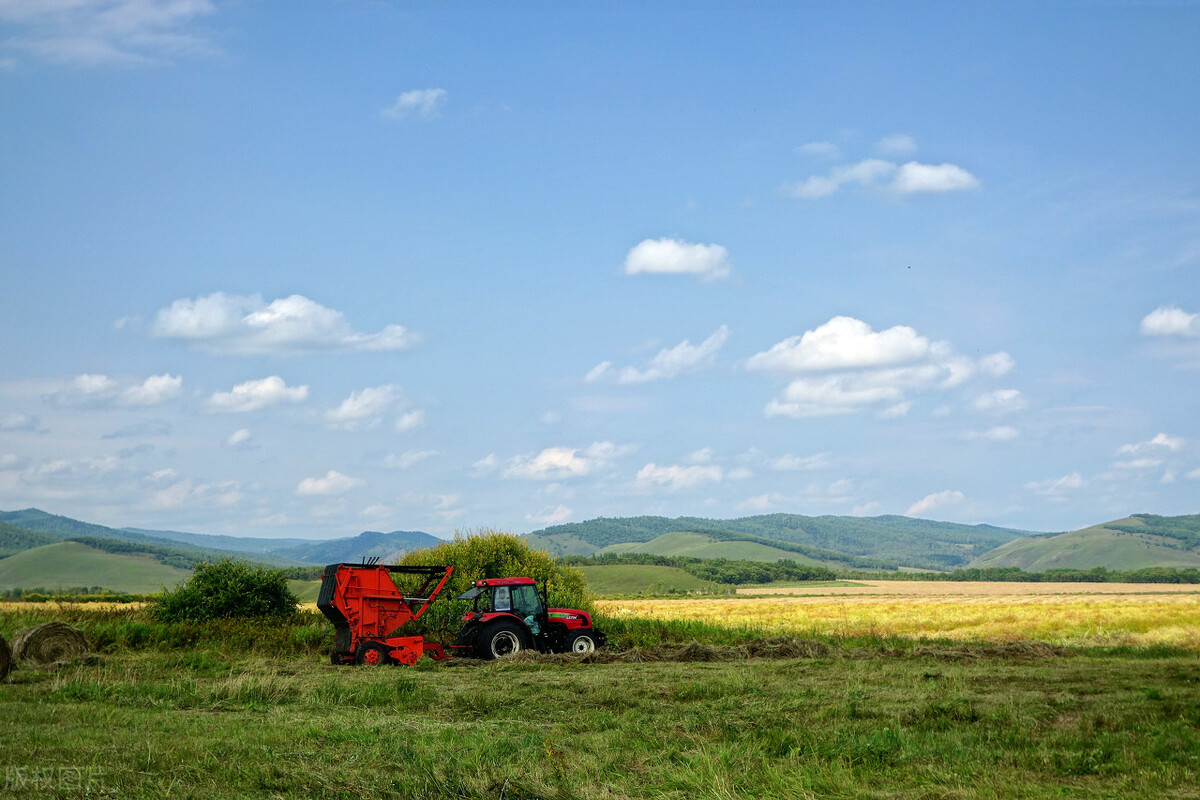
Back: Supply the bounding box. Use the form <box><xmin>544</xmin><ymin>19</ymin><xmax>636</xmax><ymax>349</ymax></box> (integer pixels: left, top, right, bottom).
<box><xmin>598</xmin><ymin>583</ymin><xmax>1200</xmax><ymax>648</ymax></box>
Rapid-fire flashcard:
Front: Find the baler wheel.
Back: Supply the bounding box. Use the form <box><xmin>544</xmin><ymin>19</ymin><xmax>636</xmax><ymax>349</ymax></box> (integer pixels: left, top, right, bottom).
<box><xmin>567</xmin><ymin>631</ymin><xmax>597</xmax><ymax>654</ymax></box>
<box><xmin>476</xmin><ymin>621</ymin><xmax>526</xmax><ymax>660</ymax></box>
<box><xmin>356</xmin><ymin>642</ymin><xmax>391</xmax><ymax>666</ymax></box>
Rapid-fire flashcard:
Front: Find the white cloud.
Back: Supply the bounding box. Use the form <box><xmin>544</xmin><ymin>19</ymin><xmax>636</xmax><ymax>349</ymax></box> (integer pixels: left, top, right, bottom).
<box><xmin>325</xmin><ymin>385</ymin><xmax>398</xmax><ymax>431</ymax></box>
<box><xmin>1112</xmin><ymin>457</ymin><xmax>1163</xmax><ymax>470</ymax></box>
<box><xmin>525</xmin><ymin>504</ymin><xmax>573</xmax><ymax>526</ymax></box>
<box><xmin>770</xmin><ymin>452</ymin><xmax>831</xmax><ymax>471</ymax></box>
<box><xmin>504</xmin><ymin>442</ymin><xmax>629</xmax><ymax>480</ymax></box>
<box><xmin>384</xmin><ymin>450</ymin><xmax>437</xmax><ymax>469</ymax></box>
<box><xmin>798</xmin><ymin>141</ymin><xmax>840</xmax><ymax>158</ymax></box>
<box><xmin>1140</xmin><ymin>306</ymin><xmax>1200</xmax><ymax>337</ymax></box>
<box><xmin>1187</xmin><ymin>468</ymin><xmax>1200</xmax><ymax>480</ymax></box>
<box><xmin>147</xmin><ymin>479</ymin><xmax>243</xmax><ymax>510</ymax></box>
<box><xmin>0</xmin><ymin>413</ymin><xmax>39</xmax><ymax>432</ymax></box>
<box><xmin>226</xmin><ymin>429</ymin><xmax>252</xmax><ymax>448</ymax></box>
<box><xmin>892</xmin><ymin>162</ymin><xmax>980</xmax><ymax>194</ymax></box>
<box><xmin>636</xmin><ymin>462</ymin><xmax>723</xmax><ymax>491</ymax></box>
<box><xmin>877</xmin><ymin>134</ymin><xmax>918</xmax><ymax>155</ymax></box>
<box><xmin>296</xmin><ymin>470</ymin><xmax>364</xmax><ymax>496</ymax></box>
<box><xmin>973</xmin><ymin>389</ymin><xmax>1027</xmax><ymax>414</ymax></box>
<box><xmin>979</xmin><ymin>352</ymin><xmax>1015</xmax><ymax>377</ymax></box>
<box><xmin>471</xmin><ymin>454</ymin><xmax>498</xmax><ymax>475</ymax></box>
<box><xmin>120</xmin><ymin>373</ymin><xmax>182</xmax><ymax>406</ymax></box>
<box><xmin>591</xmin><ymin>325</ymin><xmax>730</xmax><ymax>384</ymax></box>
<box><xmin>746</xmin><ymin>316</ymin><xmax>934</xmax><ymax>372</ymax></box>
<box><xmin>0</xmin><ymin>0</ymin><xmax>217</xmax><ymax>67</ymax></box>
<box><xmin>381</xmin><ymin>88</ymin><xmax>447</xmax><ymax>120</ymax></box>
<box><xmin>851</xmin><ymin>501</ymin><xmax>882</xmax><ymax>516</ymax></box>
<box><xmin>623</xmin><ymin>238</ymin><xmax>731</xmax><ymax>281</ymax></box>
<box><xmin>150</xmin><ymin>292</ymin><xmax>417</xmax><ymax>355</ymax></box>
<box><xmin>208</xmin><ymin>376</ymin><xmax>309</xmax><ymax>413</ymax></box>
<box><xmin>361</xmin><ymin>504</ymin><xmax>393</xmax><ymax>521</ymax></box>
<box><xmin>878</xmin><ymin>401</ymin><xmax>913</xmax><ymax>419</ymax></box>
<box><xmin>395</xmin><ymin>410</ymin><xmax>425</xmax><ymax>432</ymax></box>
<box><xmin>686</xmin><ymin>447</ymin><xmax>714</xmax><ymax>464</ymax></box>
<box><xmin>905</xmin><ymin>489</ymin><xmax>964</xmax><ymax>517</ymax></box>
<box><xmin>1025</xmin><ymin>472</ymin><xmax>1085</xmax><ymax>498</ymax></box>
<box><xmin>738</xmin><ymin>493</ymin><xmax>774</xmax><ymax>512</ymax></box>
<box><xmin>785</xmin><ymin>158</ymin><xmax>979</xmax><ymax>199</ymax></box>
<box><xmin>1119</xmin><ymin>433</ymin><xmax>1184</xmax><ymax>454</ymax></box>
<box><xmin>749</xmin><ymin>316</ymin><xmax>1008</xmax><ymax>419</ymax></box>
<box><xmin>964</xmin><ymin>425</ymin><xmax>1020</xmax><ymax>442</ymax></box>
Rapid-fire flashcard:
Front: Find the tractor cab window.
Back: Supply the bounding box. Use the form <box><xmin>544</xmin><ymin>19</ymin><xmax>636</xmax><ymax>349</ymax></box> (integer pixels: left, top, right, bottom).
<box><xmin>511</xmin><ymin>584</ymin><xmax>544</xmax><ymax>618</ymax></box>
<box><xmin>492</xmin><ymin>585</ymin><xmax>512</xmax><ymax>612</ymax></box>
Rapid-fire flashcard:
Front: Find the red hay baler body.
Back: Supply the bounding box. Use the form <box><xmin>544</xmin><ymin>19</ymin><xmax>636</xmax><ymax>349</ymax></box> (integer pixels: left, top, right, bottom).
<box><xmin>317</xmin><ymin>563</ymin><xmax>454</xmax><ymax>665</ymax></box>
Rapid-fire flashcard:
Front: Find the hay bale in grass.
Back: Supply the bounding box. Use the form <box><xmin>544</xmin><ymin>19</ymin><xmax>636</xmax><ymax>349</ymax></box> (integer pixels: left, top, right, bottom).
<box><xmin>11</xmin><ymin>622</ymin><xmax>89</xmax><ymax>667</ymax></box>
<box><xmin>0</xmin><ymin>634</ymin><xmax>10</xmax><ymax>680</ymax></box>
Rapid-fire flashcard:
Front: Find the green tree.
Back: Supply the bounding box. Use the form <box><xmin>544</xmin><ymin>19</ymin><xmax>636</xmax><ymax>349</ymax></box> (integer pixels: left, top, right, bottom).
<box><xmin>154</xmin><ymin>558</ymin><xmax>299</xmax><ymax>623</ymax></box>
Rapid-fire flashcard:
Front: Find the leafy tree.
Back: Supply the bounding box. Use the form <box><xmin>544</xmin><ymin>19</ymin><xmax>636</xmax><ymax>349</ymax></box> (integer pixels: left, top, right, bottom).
<box><xmin>153</xmin><ymin>558</ymin><xmax>299</xmax><ymax>623</ymax></box>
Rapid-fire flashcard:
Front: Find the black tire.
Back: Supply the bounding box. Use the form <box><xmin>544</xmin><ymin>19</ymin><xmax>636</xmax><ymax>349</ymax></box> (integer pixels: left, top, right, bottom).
<box><xmin>355</xmin><ymin>642</ymin><xmax>391</xmax><ymax>666</ymax></box>
<box><xmin>566</xmin><ymin>630</ymin><xmax>597</xmax><ymax>655</ymax></box>
<box><xmin>475</xmin><ymin>621</ymin><xmax>527</xmax><ymax>660</ymax></box>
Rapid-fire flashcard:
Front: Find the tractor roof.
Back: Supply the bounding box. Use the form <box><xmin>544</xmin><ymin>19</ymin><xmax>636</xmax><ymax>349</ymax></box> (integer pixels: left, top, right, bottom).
<box><xmin>473</xmin><ymin>577</ymin><xmax>537</xmax><ymax>587</ymax></box>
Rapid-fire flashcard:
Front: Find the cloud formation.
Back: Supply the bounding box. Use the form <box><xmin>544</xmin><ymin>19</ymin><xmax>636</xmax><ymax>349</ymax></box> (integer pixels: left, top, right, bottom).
<box><xmin>381</xmin><ymin>88</ymin><xmax>447</xmax><ymax>120</ymax></box>
<box><xmin>325</xmin><ymin>385</ymin><xmax>398</xmax><ymax>431</ymax></box>
<box><xmin>48</xmin><ymin>373</ymin><xmax>181</xmax><ymax>408</ymax></box>
<box><xmin>586</xmin><ymin>325</ymin><xmax>730</xmax><ymax>384</ymax></box>
<box><xmin>150</xmin><ymin>293</ymin><xmax>417</xmax><ymax>355</ymax></box>
<box><xmin>208</xmin><ymin>376</ymin><xmax>308</xmax><ymax>413</ymax></box>
<box><xmin>0</xmin><ymin>0</ymin><xmax>217</xmax><ymax>67</ymax></box>
<box><xmin>636</xmin><ymin>462</ymin><xmax>723</xmax><ymax>491</ymax></box>
<box><xmin>1025</xmin><ymin>472</ymin><xmax>1085</xmax><ymax>499</ymax></box>
<box><xmin>503</xmin><ymin>442</ymin><xmax>631</xmax><ymax>480</ymax></box>
<box><xmin>623</xmin><ymin>238</ymin><xmax>731</xmax><ymax>281</ymax></box>
<box><xmin>1119</xmin><ymin>433</ymin><xmax>1184</xmax><ymax>454</ymax></box>
<box><xmin>296</xmin><ymin>470</ymin><xmax>364</xmax><ymax>496</ymax></box>
<box><xmin>1141</xmin><ymin>305</ymin><xmax>1200</xmax><ymax>337</ymax></box>
<box><xmin>748</xmin><ymin>316</ymin><xmax>1011</xmax><ymax>418</ymax></box>
<box><xmin>876</xmin><ymin>133</ymin><xmax>918</xmax><ymax>155</ymax></box>
<box><xmin>905</xmin><ymin>489</ymin><xmax>964</xmax><ymax>517</ymax></box>
<box><xmin>785</xmin><ymin>158</ymin><xmax>979</xmax><ymax>199</ymax></box>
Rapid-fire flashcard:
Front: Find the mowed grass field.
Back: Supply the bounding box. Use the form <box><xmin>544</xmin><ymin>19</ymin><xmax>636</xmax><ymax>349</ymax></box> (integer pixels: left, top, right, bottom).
<box><xmin>600</xmin><ymin>582</ymin><xmax>1200</xmax><ymax>649</ymax></box>
<box><xmin>0</xmin><ymin>541</ymin><xmax>190</xmax><ymax>593</ymax></box>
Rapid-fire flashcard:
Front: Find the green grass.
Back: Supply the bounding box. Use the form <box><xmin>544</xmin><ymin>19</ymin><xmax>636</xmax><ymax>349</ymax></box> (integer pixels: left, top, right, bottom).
<box><xmin>2</xmin><ymin>645</ymin><xmax>1198</xmax><ymax>798</ymax></box>
<box><xmin>579</xmin><ymin>564</ymin><xmax>721</xmax><ymax>594</ymax></box>
<box><xmin>0</xmin><ymin>541</ymin><xmax>191</xmax><ymax>593</ymax></box>
<box><xmin>972</xmin><ymin>521</ymin><xmax>1200</xmax><ymax>571</ymax></box>
<box><xmin>600</xmin><ymin>531</ymin><xmax>826</xmax><ymax>565</ymax></box>
<box><xmin>288</xmin><ymin>579</ymin><xmax>323</xmax><ymax>603</ymax></box>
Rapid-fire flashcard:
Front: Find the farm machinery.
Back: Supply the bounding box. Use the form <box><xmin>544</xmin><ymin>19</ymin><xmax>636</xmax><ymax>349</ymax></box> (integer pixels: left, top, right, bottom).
<box><xmin>317</xmin><ymin>561</ymin><xmax>606</xmax><ymax>665</ymax></box>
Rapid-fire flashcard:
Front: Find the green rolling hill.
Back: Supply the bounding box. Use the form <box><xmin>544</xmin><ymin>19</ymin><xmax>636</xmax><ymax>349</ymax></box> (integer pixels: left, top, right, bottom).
<box><xmin>599</xmin><ymin>531</ymin><xmax>829</xmax><ymax>565</ymax></box>
<box><xmin>969</xmin><ymin>514</ymin><xmax>1200</xmax><ymax>571</ymax></box>
<box><xmin>578</xmin><ymin>564</ymin><xmax>721</xmax><ymax>595</ymax></box>
<box><xmin>0</xmin><ymin>541</ymin><xmax>191</xmax><ymax>593</ymax></box>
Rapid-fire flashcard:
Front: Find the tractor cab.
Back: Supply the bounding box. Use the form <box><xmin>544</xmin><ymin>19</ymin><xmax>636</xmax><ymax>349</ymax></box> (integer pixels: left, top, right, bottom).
<box><xmin>455</xmin><ymin>577</ymin><xmax>606</xmax><ymax>659</ymax></box>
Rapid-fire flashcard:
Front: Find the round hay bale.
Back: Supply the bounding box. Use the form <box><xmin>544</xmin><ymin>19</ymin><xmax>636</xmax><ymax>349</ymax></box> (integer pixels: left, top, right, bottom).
<box><xmin>11</xmin><ymin>622</ymin><xmax>89</xmax><ymax>667</ymax></box>
<box><xmin>0</xmin><ymin>634</ymin><xmax>11</xmax><ymax>680</ymax></box>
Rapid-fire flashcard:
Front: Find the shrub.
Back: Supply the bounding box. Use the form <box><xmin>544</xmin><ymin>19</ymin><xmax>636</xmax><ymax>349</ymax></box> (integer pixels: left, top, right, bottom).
<box><xmin>153</xmin><ymin>559</ymin><xmax>299</xmax><ymax>623</ymax></box>
<box><xmin>396</xmin><ymin>528</ymin><xmax>591</xmax><ymax>635</ymax></box>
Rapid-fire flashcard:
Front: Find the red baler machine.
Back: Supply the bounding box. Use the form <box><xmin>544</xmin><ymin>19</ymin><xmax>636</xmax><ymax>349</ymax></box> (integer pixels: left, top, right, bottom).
<box><xmin>318</xmin><ymin>562</ymin><xmax>454</xmax><ymax>665</ymax></box>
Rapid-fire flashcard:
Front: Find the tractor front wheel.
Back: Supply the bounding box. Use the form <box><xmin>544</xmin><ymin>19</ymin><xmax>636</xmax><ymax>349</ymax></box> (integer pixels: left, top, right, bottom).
<box><xmin>355</xmin><ymin>642</ymin><xmax>391</xmax><ymax>666</ymax></box>
<box><xmin>476</xmin><ymin>621</ymin><xmax>526</xmax><ymax>660</ymax></box>
<box><xmin>567</xmin><ymin>631</ymin><xmax>597</xmax><ymax>654</ymax></box>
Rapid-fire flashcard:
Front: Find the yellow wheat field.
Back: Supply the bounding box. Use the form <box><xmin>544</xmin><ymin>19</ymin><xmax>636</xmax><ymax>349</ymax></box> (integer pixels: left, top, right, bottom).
<box><xmin>597</xmin><ymin>588</ymin><xmax>1200</xmax><ymax>648</ymax></box>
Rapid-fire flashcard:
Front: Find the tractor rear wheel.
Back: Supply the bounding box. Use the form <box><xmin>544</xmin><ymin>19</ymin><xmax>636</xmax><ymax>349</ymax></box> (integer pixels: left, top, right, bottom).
<box><xmin>355</xmin><ymin>642</ymin><xmax>391</xmax><ymax>666</ymax></box>
<box><xmin>476</xmin><ymin>621</ymin><xmax>526</xmax><ymax>660</ymax></box>
<box><xmin>567</xmin><ymin>631</ymin><xmax>597</xmax><ymax>654</ymax></box>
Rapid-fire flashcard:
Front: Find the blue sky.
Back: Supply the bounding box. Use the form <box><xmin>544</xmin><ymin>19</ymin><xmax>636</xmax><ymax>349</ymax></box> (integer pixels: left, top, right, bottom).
<box><xmin>1</xmin><ymin>2</ymin><xmax>1198</xmax><ymax>539</ymax></box>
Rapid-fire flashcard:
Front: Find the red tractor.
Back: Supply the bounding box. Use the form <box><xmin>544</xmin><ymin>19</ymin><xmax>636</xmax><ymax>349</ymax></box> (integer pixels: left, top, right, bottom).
<box><xmin>317</xmin><ymin>562</ymin><xmax>605</xmax><ymax>665</ymax></box>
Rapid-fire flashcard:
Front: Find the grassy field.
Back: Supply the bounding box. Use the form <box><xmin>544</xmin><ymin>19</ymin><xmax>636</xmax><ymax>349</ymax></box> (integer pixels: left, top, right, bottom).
<box><xmin>598</xmin><ymin>531</ymin><xmax>824</xmax><ymax>564</ymax></box>
<box><xmin>971</xmin><ymin>523</ymin><xmax>1200</xmax><ymax>571</ymax></box>
<box><xmin>578</xmin><ymin>564</ymin><xmax>721</xmax><ymax>594</ymax></box>
<box><xmin>0</xmin><ymin>541</ymin><xmax>190</xmax><ymax>593</ymax></box>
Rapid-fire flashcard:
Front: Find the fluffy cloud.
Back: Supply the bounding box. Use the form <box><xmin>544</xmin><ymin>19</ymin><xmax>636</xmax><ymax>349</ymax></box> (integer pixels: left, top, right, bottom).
<box><xmin>1140</xmin><ymin>306</ymin><xmax>1200</xmax><ymax>337</ymax></box>
<box><xmin>785</xmin><ymin>158</ymin><xmax>979</xmax><ymax>199</ymax></box>
<box><xmin>623</xmin><ymin>238</ymin><xmax>731</xmax><ymax>281</ymax></box>
<box><xmin>748</xmin><ymin>316</ymin><xmax>1008</xmax><ymax>418</ymax></box>
<box><xmin>876</xmin><ymin>133</ymin><xmax>918</xmax><ymax>155</ymax></box>
<box><xmin>973</xmin><ymin>389</ymin><xmax>1027</xmax><ymax>414</ymax></box>
<box><xmin>48</xmin><ymin>373</ymin><xmax>181</xmax><ymax>408</ymax></box>
<box><xmin>525</xmin><ymin>504</ymin><xmax>573</xmax><ymax>526</ymax></box>
<box><xmin>904</xmin><ymin>489</ymin><xmax>964</xmax><ymax>517</ymax></box>
<box><xmin>636</xmin><ymin>463</ymin><xmax>723</xmax><ymax>491</ymax></box>
<box><xmin>0</xmin><ymin>0</ymin><xmax>217</xmax><ymax>67</ymax></box>
<box><xmin>963</xmin><ymin>425</ymin><xmax>1020</xmax><ymax>442</ymax></box>
<box><xmin>1119</xmin><ymin>433</ymin><xmax>1184</xmax><ymax>454</ymax></box>
<box><xmin>770</xmin><ymin>452</ymin><xmax>831</xmax><ymax>471</ymax></box>
<box><xmin>150</xmin><ymin>293</ymin><xmax>417</xmax><ymax>355</ymax></box>
<box><xmin>503</xmin><ymin>442</ymin><xmax>630</xmax><ymax>480</ymax></box>
<box><xmin>208</xmin><ymin>376</ymin><xmax>308</xmax><ymax>413</ymax></box>
<box><xmin>381</xmin><ymin>88</ymin><xmax>447</xmax><ymax>120</ymax></box>
<box><xmin>1025</xmin><ymin>472</ymin><xmax>1085</xmax><ymax>498</ymax></box>
<box><xmin>395</xmin><ymin>410</ymin><xmax>425</xmax><ymax>432</ymax></box>
<box><xmin>226</xmin><ymin>429</ymin><xmax>252</xmax><ymax>448</ymax></box>
<box><xmin>296</xmin><ymin>470</ymin><xmax>364</xmax><ymax>496</ymax></box>
<box><xmin>384</xmin><ymin>450</ymin><xmax>437</xmax><ymax>469</ymax></box>
<box><xmin>587</xmin><ymin>325</ymin><xmax>730</xmax><ymax>384</ymax></box>
<box><xmin>325</xmin><ymin>385</ymin><xmax>398</xmax><ymax>431</ymax></box>
<box><xmin>148</xmin><ymin>479</ymin><xmax>243</xmax><ymax>510</ymax></box>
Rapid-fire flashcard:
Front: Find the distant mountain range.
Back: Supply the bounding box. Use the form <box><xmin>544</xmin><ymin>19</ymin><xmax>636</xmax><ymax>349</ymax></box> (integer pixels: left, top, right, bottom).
<box><xmin>0</xmin><ymin>508</ymin><xmax>442</xmax><ymax>568</ymax></box>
